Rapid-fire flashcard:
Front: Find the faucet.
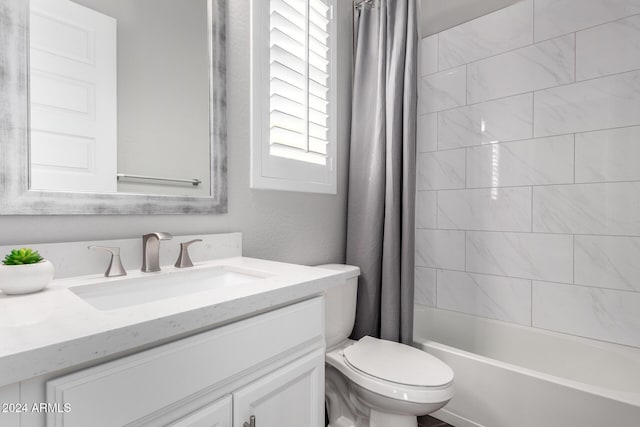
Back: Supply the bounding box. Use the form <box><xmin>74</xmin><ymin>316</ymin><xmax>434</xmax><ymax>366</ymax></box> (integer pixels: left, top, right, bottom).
<box><xmin>141</xmin><ymin>232</ymin><xmax>173</xmax><ymax>272</ymax></box>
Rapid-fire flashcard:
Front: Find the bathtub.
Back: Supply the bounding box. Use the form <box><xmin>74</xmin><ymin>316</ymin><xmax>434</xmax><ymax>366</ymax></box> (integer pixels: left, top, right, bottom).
<box><xmin>413</xmin><ymin>306</ymin><xmax>640</xmax><ymax>427</ymax></box>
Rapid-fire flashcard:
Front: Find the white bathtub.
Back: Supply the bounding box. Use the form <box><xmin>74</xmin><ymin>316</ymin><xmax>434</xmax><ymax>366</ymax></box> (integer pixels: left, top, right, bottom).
<box><xmin>413</xmin><ymin>306</ymin><xmax>640</xmax><ymax>427</ymax></box>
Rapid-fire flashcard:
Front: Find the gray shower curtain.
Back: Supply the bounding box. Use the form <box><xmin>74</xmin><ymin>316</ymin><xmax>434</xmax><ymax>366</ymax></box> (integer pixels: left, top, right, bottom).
<box><xmin>346</xmin><ymin>0</ymin><xmax>417</xmax><ymax>344</ymax></box>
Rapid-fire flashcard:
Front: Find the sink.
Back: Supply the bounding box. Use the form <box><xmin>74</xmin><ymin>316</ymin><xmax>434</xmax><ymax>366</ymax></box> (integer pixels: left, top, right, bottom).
<box><xmin>70</xmin><ymin>266</ymin><xmax>269</xmax><ymax>311</ymax></box>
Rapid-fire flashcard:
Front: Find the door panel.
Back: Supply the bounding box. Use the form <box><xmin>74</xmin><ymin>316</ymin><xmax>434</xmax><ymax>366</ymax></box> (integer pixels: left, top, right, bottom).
<box><xmin>29</xmin><ymin>0</ymin><xmax>117</xmax><ymax>193</ymax></box>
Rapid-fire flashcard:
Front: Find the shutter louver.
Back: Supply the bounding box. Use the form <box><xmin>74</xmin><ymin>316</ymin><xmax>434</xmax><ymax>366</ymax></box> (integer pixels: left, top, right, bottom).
<box><xmin>269</xmin><ymin>0</ymin><xmax>332</xmax><ymax>163</ymax></box>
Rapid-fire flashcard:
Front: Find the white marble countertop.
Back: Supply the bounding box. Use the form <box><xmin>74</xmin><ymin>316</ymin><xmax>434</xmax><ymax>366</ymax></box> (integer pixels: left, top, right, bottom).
<box><xmin>0</xmin><ymin>257</ymin><xmax>349</xmax><ymax>387</ymax></box>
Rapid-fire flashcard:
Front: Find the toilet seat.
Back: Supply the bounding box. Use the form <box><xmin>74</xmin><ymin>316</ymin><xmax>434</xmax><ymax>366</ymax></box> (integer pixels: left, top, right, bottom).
<box><xmin>344</xmin><ymin>336</ymin><xmax>454</xmax><ymax>387</ymax></box>
<box><xmin>326</xmin><ymin>338</ymin><xmax>454</xmax><ymax>405</ymax></box>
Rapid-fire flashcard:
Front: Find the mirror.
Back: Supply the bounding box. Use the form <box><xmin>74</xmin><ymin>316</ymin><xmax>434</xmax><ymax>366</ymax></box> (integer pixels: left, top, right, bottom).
<box><xmin>0</xmin><ymin>0</ymin><xmax>227</xmax><ymax>214</ymax></box>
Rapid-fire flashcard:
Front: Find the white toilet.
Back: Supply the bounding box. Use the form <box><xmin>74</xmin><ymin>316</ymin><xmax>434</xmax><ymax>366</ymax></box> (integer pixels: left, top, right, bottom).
<box><xmin>319</xmin><ymin>264</ymin><xmax>454</xmax><ymax>427</ymax></box>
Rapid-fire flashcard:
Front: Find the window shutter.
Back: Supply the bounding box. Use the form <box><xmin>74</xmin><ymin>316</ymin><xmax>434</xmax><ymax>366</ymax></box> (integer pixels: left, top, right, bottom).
<box><xmin>251</xmin><ymin>0</ymin><xmax>337</xmax><ymax>193</ymax></box>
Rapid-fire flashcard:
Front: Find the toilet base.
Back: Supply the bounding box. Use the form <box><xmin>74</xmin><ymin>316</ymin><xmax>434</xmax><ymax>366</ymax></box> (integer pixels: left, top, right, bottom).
<box><xmin>370</xmin><ymin>409</ymin><xmax>417</xmax><ymax>427</ymax></box>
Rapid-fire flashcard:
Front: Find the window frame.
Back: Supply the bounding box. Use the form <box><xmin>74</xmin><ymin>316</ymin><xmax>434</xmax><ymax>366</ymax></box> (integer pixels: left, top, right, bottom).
<box><xmin>250</xmin><ymin>0</ymin><xmax>338</xmax><ymax>194</ymax></box>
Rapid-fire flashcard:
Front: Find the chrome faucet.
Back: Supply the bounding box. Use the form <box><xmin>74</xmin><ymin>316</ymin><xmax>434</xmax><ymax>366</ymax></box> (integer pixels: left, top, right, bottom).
<box><xmin>141</xmin><ymin>232</ymin><xmax>173</xmax><ymax>272</ymax></box>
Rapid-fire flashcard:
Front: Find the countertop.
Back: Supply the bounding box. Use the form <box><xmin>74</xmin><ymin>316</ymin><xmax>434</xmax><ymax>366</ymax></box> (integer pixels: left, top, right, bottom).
<box><xmin>0</xmin><ymin>257</ymin><xmax>350</xmax><ymax>387</ymax></box>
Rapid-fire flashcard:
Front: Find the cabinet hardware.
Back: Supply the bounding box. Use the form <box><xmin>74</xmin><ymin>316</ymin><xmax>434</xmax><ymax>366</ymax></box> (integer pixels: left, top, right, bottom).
<box><xmin>243</xmin><ymin>415</ymin><xmax>256</xmax><ymax>427</ymax></box>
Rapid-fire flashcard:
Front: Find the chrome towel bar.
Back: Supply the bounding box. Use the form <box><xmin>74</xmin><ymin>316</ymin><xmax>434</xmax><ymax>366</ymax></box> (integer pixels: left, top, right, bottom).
<box><xmin>116</xmin><ymin>173</ymin><xmax>202</xmax><ymax>186</ymax></box>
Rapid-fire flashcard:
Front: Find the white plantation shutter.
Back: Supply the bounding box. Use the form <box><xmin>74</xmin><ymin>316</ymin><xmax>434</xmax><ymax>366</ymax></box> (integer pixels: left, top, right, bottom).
<box><xmin>251</xmin><ymin>0</ymin><xmax>337</xmax><ymax>194</ymax></box>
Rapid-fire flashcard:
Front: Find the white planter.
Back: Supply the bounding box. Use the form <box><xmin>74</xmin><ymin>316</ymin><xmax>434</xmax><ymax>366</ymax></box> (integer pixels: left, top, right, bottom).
<box><xmin>0</xmin><ymin>260</ymin><xmax>55</xmax><ymax>295</ymax></box>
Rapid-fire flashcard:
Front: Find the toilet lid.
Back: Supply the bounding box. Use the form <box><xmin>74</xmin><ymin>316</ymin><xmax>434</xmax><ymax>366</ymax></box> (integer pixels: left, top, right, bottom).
<box><xmin>343</xmin><ymin>336</ymin><xmax>454</xmax><ymax>387</ymax></box>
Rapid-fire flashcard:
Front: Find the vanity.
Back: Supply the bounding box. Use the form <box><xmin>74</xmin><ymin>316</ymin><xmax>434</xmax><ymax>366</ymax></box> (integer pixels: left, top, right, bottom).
<box><xmin>0</xmin><ymin>234</ymin><xmax>345</xmax><ymax>427</ymax></box>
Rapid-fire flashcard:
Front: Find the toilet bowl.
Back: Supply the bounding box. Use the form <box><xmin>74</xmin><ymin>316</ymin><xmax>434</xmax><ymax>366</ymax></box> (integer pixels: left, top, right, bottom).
<box><xmin>318</xmin><ymin>264</ymin><xmax>454</xmax><ymax>427</ymax></box>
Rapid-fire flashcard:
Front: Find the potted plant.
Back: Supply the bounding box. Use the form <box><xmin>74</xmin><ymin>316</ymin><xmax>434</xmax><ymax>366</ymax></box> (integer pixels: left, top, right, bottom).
<box><xmin>0</xmin><ymin>248</ymin><xmax>54</xmax><ymax>295</ymax></box>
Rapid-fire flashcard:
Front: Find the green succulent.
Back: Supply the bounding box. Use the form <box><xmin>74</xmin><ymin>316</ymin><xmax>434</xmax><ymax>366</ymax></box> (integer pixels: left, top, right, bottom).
<box><xmin>2</xmin><ymin>248</ymin><xmax>44</xmax><ymax>265</ymax></box>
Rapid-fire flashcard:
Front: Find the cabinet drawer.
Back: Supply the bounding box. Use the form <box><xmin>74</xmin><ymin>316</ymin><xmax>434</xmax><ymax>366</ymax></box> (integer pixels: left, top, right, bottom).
<box><xmin>46</xmin><ymin>297</ymin><xmax>323</xmax><ymax>427</ymax></box>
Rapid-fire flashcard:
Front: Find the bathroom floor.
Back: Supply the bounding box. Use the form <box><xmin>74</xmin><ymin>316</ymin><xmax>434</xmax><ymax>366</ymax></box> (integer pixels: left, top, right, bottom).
<box><xmin>418</xmin><ymin>415</ymin><xmax>454</xmax><ymax>427</ymax></box>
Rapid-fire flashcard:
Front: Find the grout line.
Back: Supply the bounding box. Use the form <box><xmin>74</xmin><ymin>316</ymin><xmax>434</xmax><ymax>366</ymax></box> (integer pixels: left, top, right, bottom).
<box><xmin>535</xmin><ymin>10</ymin><xmax>640</xmax><ymax>44</ymax></box>
<box><xmin>416</xmin><ymin>226</ymin><xmax>640</xmax><ymax>241</ymax></box>
<box><xmin>417</xmin><ymin>178</ymin><xmax>640</xmax><ymax>192</ymax></box>
<box><xmin>421</xmin><ymin>67</ymin><xmax>640</xmax><ymax>116</ymax></box>
<box><xmin>420</xmin><ymin>123</ymin><xmax>640</xmax><ymax>154</ymax></box>
<box><xmin>423</xmin><ymin>267</ymin><xmax>640</xmax><ymax>295</ymax></box>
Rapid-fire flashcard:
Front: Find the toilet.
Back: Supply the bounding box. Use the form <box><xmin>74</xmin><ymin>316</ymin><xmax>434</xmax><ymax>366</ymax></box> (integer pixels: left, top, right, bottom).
<box><xmin>319</xmin><ymin>264</ymin><xmax>454</xmax><ymax>427</ymax></box>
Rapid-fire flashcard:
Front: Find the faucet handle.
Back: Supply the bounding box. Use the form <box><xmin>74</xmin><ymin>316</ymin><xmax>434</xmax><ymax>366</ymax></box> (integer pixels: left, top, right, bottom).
<box><xmin>175</xmin><ymin>239</ymin><xmax>203</xmax><ymax>268</ymax></box>
<box><xmin>89</xmin><ymin>246</ymin><xmax>127</xmax><ymax>277</ymax></box>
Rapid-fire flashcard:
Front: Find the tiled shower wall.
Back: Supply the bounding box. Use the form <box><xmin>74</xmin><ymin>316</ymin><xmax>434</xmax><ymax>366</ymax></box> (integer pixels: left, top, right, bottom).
<box><xmin>415</xmin><ymin>0</ymin><xmax>640</xmax><ymax>348</ymax></box>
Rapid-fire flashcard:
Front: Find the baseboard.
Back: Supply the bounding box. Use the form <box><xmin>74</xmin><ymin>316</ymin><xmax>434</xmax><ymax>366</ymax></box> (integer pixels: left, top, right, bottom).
<box><xmin>432</xmin><ymin>408</ymin><xmax>485</xmax><ymax>427</ymax></box>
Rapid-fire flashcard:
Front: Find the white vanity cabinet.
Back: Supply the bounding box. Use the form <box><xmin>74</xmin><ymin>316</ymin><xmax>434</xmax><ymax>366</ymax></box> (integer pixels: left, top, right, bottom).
<box><xmin>41</xmin><ymin>297</ymin><xmax>325</xmax><ymax>427</ymax></box>
<box><xmin>168</xmin><ymin>395</ymin><xmax>232</xmax><ymax>427</ymax></box>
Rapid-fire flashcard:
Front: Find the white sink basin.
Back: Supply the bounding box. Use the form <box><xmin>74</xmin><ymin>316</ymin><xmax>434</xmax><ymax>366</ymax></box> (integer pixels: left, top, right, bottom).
<box><xmin>70</xmin><ymin>266</ymin><xmax>269</xmax><ymax>310</ymax></box>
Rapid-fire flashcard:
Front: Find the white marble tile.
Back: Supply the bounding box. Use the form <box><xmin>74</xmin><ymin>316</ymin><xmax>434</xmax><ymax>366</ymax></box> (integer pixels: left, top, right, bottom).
<box><xmin>575</xmin><ymin>126</ymin><xmax>640</xmax><ymax>183</ymax></box>
<box><xmin>419</xmin><ymin>34</ymin><xmax>438</xmax><ymax>76</ymax></box>
<box><xmin>466</xmin><ymin>231</ymin><xmax>573</xmax><ymax>283</ymax></box>
<box><xmin>417</xmin><ymin>113</ymin><xmax>438</xmax><ymax>153</ymax></box>
<box><xmin>415</xmin><ymin>267</ymin><xmax>437</xmax><ymax>307</ymax></box>
<box><xmin>437</xmin><ymin>269</ymin><xmax>532</xmax><ymax>325</ymax></box>
<box><xmin>416</xmin><ymin>191</ymin><xmax>437</xmax><ymax>229</ymax></box>
<box><xmin>533</xmin><ymin>281</ymin><xmax>640</xmax><ymax>348</ymax></box>
<box><xmin>466</xmin><ymin>135</ymin><xmax>574</xmax><ymax>188</ymax></box>
<box><xmin>438</xmin><ymin>94</ymin><xmax>533</xmax><ymax>150</ymax></box>
<box><xmin>575</xmin><ymin>235</ymin><xmax>640</xmax><ymax>292</ymax></box>
<box><xmin>438</xmin><ymin>0</ymin><xmax>534</xmax><ymax>70</ymax></box>
<box><xmin>467</xmin><ymin>35</ymin><xmax>575</xmax><ymax>104</ymax></box>
<box><xmin>416</xmin><ymin>229</ymin><xmax>465</xmax><ymax>270</ymax></box>
<box><xmin>534</xmin><ymin>70</ymin><xmax>640</xmax><ymax>137</ymax></box>
<box><xmin>533</xmin><ymin>182</ymin><xmax>640</xmax><ymax>236</ymax></box>
<box><xmin>437</xmin><ymin>187</ymin><xmax>532</xmax><ymax>232</ymax></box>
<box><xmin>577</xmin><ymin>14</ymin><xmax>640</xmax><ymax>81</ymax></box>
<box><xmin>417</xmin><ymin>150</ymin><xmax>466</xmax><ymax>190</ymax></box>
<box><xmin>418</xmin><ymin>66</ymin><xmax>467</xmax><ymax>114</ymax></box>
<box><xmin>535</xmin><ymin>0</ymin><xmax>640</xmax><ymax>42</ymax></box>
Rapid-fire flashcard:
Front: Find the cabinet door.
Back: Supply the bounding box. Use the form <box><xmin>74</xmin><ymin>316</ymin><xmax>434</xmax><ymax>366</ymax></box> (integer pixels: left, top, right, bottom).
<box><xmin>233</xmin><ymin>350</ymin><xmax>324</xmax><ymax>427</ymax></box>
<box><xmin>167</xmin><ymin>395</ymin><xmax>232</xmax><ymax>427</ymax></box>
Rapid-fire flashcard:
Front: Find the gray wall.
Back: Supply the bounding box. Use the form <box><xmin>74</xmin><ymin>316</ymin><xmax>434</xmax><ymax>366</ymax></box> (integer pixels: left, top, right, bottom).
<box><xmin>0</xmin><ymin>0</ymin><xmax>353</xmax><ymax>266</ymax></box>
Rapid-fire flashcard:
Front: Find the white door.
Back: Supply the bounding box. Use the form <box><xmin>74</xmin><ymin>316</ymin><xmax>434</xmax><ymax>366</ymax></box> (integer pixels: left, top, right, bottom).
<box><xmin>233</xmin><ymin>350</ymin><xmax>325</xmax><ymax>427</ymax></box>
<box><xmin>167</xmin><ymin>395</ymin><xmax>232</xmax><ymax>427</ymax></box>
<box><xmin>29</xmin><ymin>0</ymin><xmax>117</xmax><ymax>193</ymax></box>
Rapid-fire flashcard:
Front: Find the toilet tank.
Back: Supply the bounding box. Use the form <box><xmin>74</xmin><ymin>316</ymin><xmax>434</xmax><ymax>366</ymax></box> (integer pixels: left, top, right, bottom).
<box><xmin>317</xmin><ymin>264</ymin><xmax>360</xmax><ymax>348</ymax></box>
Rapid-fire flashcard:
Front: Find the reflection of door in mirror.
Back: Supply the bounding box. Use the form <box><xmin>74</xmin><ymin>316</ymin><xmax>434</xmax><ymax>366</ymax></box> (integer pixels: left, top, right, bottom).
<box><xmin>28</xmin><ymin>0</ymin><xmax>212</xmax><ymax>198</ymax></box>
<box><xmin>30</xmin><ymin>0</ymin><xmax>117</xmax><ymax>193</ymax></box>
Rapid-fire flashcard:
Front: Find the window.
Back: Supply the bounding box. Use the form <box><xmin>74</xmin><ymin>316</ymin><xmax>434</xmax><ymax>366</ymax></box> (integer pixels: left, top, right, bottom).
<box><xmin>250</xmin><ymin>0</ymin><xmax>337</xmax><ymax>194</ymax></box>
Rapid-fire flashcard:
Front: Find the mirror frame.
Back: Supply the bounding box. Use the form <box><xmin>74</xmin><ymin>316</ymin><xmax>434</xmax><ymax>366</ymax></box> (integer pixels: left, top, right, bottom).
<box><xmin>0</xmin><ymin>0</ymin><xmax>228</xmax><ymax>215</ymax></box>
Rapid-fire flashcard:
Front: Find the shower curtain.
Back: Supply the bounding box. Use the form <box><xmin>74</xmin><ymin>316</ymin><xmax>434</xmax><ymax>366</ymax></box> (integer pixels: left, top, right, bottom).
<box><xmin>346</xmin><ymin>0</ymin><xmax>417</xmax><ymax>344</ymax></box>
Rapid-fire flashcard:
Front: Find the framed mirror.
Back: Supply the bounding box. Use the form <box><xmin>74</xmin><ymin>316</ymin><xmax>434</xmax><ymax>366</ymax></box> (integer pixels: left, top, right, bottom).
<box><xmin>0</xmin><ymin>0</ymin><xmax>227</xmax><ymax>215</ymax></box>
